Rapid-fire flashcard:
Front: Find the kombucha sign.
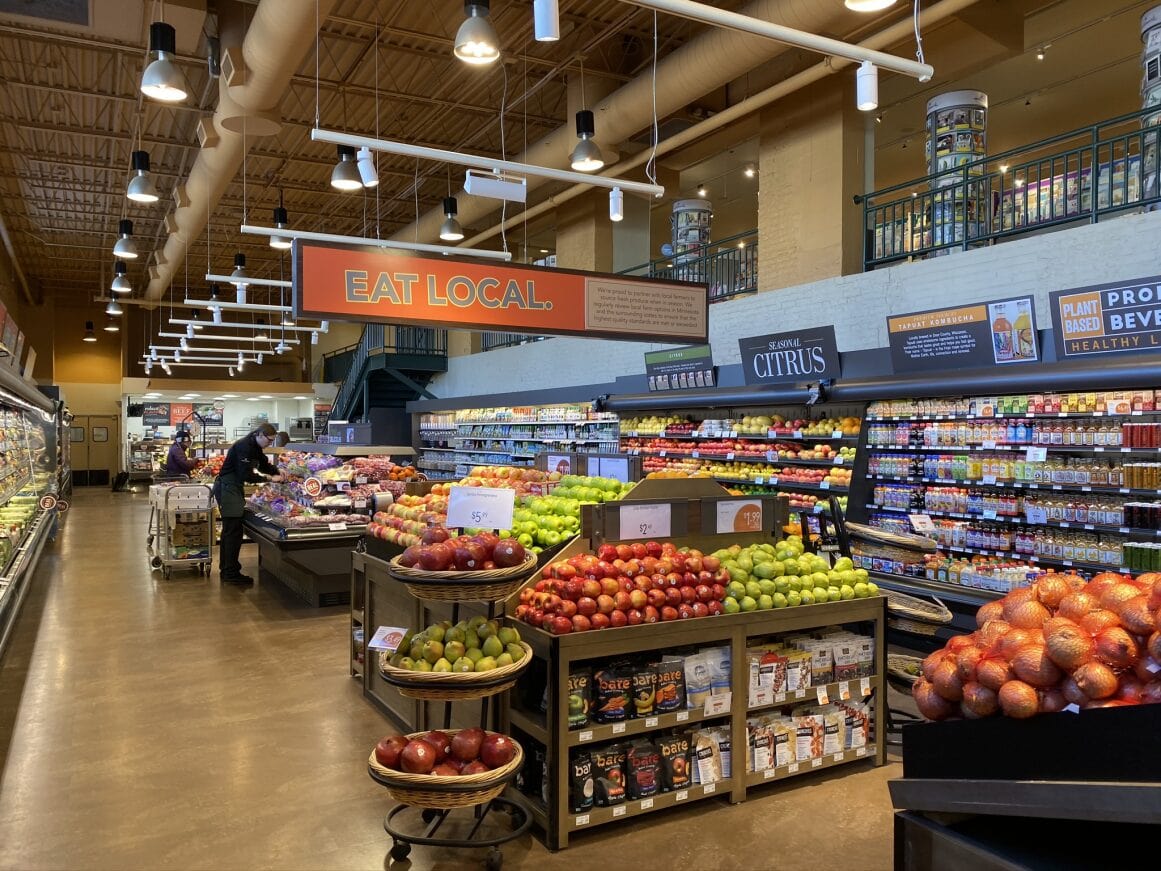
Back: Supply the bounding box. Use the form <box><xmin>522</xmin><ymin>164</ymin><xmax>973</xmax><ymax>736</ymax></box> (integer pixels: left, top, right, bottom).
<box><xmin>1050</xmin><ymin>275</ymin><xmax>1161</xmax><ymax>358</ymax></box>
<box><xmin>293</xmin><ymin>241</ymin><xmax>707</xmax><ymax>343</ymax></box>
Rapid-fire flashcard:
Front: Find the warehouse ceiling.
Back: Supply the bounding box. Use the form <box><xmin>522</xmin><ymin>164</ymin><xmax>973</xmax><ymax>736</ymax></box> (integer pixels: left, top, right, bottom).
<box><xmin>0</xmin><ymin>0</ymin><xmax>1140</xmax><ymax>312</ymax></box>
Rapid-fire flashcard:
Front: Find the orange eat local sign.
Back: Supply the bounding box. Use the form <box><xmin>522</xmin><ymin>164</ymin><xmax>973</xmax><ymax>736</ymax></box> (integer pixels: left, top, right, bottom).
<box><xmin>293</xmin><ymin>241</ymin><xmax>709</xmax><ymax>343</ymax></box>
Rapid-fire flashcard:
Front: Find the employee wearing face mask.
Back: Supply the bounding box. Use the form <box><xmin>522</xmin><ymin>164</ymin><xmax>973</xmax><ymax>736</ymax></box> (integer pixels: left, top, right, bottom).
<box><xmin>213</xmin><ymin>423</ymin><xmax>282</xmax><ymax>585</ymax></box>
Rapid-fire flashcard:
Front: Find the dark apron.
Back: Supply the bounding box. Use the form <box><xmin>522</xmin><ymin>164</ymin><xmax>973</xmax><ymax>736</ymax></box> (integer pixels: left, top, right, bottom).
<box><xmin>213</xmin><ymin>476</ymin><xmax>246</xmax><ymax>518</ymax></box>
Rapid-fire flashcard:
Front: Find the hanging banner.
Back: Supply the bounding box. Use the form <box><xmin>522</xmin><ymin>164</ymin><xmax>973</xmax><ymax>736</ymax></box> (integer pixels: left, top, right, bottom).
<box><xmin>142</xmin><ymin>403</ymin><xmax>170</xmax><ymax>426</ymax></box>
<box><xmin>887</xmin><ymin>295</ymin><xmax>1039</xmax><ymax>373</ymax></box>
<box><xmin>738</xmin><ymin>325</ymin><xmax>840</xmax><ymax>386</ymax></box>
<box><xmin>644</xmin><ymin>345</ymin><xmax>715</xmax><ymax>391</ymax></box>
<box><xmin>293</xmin><ymin>241</ymin><xmax>708</xmax><ymax>343</ymax></box>
<box><xmin>1049</xmin><ymin>275</ymin><xmax>1161</xmax><ymax>359</ymax></box>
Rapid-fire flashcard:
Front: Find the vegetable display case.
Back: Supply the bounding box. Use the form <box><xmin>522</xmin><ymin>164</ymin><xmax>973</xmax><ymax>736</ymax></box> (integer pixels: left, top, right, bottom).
<box><xmin>0</xmin><ymin>370</ymin><xmax>64</xmax><ymax>660</ymax></box>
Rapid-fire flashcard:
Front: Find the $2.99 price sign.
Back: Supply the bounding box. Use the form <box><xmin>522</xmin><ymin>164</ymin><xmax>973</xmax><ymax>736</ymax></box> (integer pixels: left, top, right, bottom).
<box><xmin>616</xmin><ymin>503</ymin><xmax>672</xmax><ymax>540</ymax></box>
<box><xmin>446</xmin><ymin>485</ymin><xmax>516</xmax><ymax>531</ymax></box>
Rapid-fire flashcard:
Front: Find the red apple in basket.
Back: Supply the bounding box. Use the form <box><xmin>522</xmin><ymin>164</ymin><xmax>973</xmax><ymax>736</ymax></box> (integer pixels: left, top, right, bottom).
<box><xmin>479</xmin><ymin>734</ymin><xmax>517</xmax><ymax>769</ymax></box>
<box><xmin>374</xmin><ymin>735</ymin><xmax>408</xmax><ymax>769</ymax></box>
<box><xmin>451</xmin><ymin>727</ymin><xmax>486</xmax><ymax>763</ymax></box>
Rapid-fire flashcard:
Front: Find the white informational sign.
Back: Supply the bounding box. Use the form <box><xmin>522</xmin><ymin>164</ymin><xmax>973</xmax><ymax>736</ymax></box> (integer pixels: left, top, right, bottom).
<box><xmin>617</xmin><ymin>502</ymin><xmax>672</xmax><ymax>540</ymax></box>
<box><xmin>715</xmin><ymin>500</ymin><xmax>764</xmax><ymax>534</ymax></box>
<box><xmin>367</xmin><ymin>625</ymin><xmax>408</xmax><ymax>651</ymax></box>
<box><xmin>446</xmin><ymin>485</ymin><xmax>516</xmax><ymax>530</ymax></box>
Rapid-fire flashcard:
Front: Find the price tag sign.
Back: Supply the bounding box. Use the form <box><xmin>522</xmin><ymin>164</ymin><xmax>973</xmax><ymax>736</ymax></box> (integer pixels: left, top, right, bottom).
<box><xmin>716</xmin><ymin>500</ymin><xmax>764</xmax><ymax>534</ymax></box>
<box><xmin>618</xmin><ymin>503</ymin><xmax>672</xmax><ymax>540</ymax></box>
<box><xmin>303</xmin><ymin>477</ymin><xmax>323</xmax><ymax>498</ymax></box>
<box><xmin>446</xmin><ymin>485</ymin><xmax>516</xmax><ymax>530</ymax></box>
<box><xmin>367</xmin><ymin>625</ymin><xmax>408</xmax><ymax>651</ymax></box>
<box><xmin>613</xmin><ymin>805</ymin><xmax>627</xmax><ymax>818</ymax></box>
<box><xmin>612</xmin><ymin>723</ymin><xmax>627</xmax><ymax>735</ymax></box>
<box><xmin>703</xmin><ymin>692</ymin><xmax>732</xmax><ymax>717</ymax></box>
<box><xmin>815</xmin><ymin>685</ymin><xmax>830</xmax><ymax>705</ymax></box>
<box><xmin>1024</xmin><ymin>505</ymin><xmax>1048</xmax><ymax>524</ymax></box>
<box><xmin>908</xmin><ymin>514</ymin><xmax>935</xmax><ymax>534</ymax></box>
<box><xmin>859</xmin><ymin>677</ymin><xmax>871</xmax><ymax>696</ymax></box>
<box><xmin>1026</xmin><ymin>447</ymin><xmax>1048</xmax><ymax>463</ymax></box>
<box><xmin>328</xmin><ymin>522</ymin><xmax>347</xmax><ymax>531</ymax></box>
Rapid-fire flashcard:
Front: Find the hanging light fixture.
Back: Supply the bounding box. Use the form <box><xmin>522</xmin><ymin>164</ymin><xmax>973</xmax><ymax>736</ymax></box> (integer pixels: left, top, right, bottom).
<box><xmin>533</xmin><ymin>0</ymin><xmax>559</xmax><ymax>41</ymax></box>
<box><xmin>112</xmin><ymin>219</ymin><xmax>139</xmax><ymax>259</ymax></box>
<box><xmin>570</xmin><ymin>110</ymin><xmax>605</xmax><ymax>172</ymax></box>
<box><xmin>356</xmin><ymin>146</ymin><xmax>379</xmax><ymax>188</ymax></box>
<box><xmin>82</xmin><ymin>321</ymin><xmax>97</xmax><ymax>343</ymax></box>
<box><xmin>103</xmin><ymin>318</ymin><xmax>120</xmax><ymax>332</ymax></box>
<box><xmin>140</xmin><ymin>21</ymin><xmax>189</xmax><ymax>102</ymax></box>
<box><xmin>111</xmin><ymin>260</ymin><xmax>132</xmax><ymax>294</ymax></box>
<box><xmin>609</xmin><ymin>186</ymin><xmax>624</xmax><ymax>222</ymax></box>
<box><xmin>439</xmin><ymin>197</ymin><xmax>465</xmax><ymax>241</ymax></box>
<box><xmin>105</xmin><ymin>299</ymin><xmax>123</xmax><ymax>317</ymax></box>
<box><xmin>454</xmin><ymin>1</ymin><xmax>500</xmax><ymax>65</ymax></box>
<box><xmin>126</xmin><ymin>150</ymin><xmax>159</xmax><ymax>203</ymax></box>
<box><xmin>270</xmin><ymin>193</ymin><xmax>292</xmax><ymax>250</ymax></box>
<box><xmin>856</xmin><ymin>61</ymin><xmax>879</xmax><ymax>111</ymax></box>
<box><xmin>844</xmin><ymin>0</ymin><xmax>898</xmax><ymax>11</ymax></box>
<box><xmin>330</xmin><ymin>145</ymin><xmax>363</xmax><ymax>191</ymax></box>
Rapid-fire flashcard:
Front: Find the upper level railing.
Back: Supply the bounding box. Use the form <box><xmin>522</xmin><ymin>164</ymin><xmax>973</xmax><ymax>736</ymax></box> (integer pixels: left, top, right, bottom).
<box><xmin>480</xmin><ymin>228</ymin><xmax>759</xmax><ymax>352</ymax></box>
<box><xmin>862</xmin><ymin>106</ymin><xmax>1161</xmax><ymax>270</ymax></box>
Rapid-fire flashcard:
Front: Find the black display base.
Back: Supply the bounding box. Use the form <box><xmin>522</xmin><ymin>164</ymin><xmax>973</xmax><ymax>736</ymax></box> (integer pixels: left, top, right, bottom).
<box><xmin>902</xmin><ymin>703</ymin><xmax>1161</xmax><ymax>783</ymax></box>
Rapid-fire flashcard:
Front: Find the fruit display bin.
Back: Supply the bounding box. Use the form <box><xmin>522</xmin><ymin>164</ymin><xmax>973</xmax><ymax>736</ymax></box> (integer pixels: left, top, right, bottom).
<box><xmin>501</xmin><ymin>487</ymin><xmax>887</xmax><ymax>850</ymax></box>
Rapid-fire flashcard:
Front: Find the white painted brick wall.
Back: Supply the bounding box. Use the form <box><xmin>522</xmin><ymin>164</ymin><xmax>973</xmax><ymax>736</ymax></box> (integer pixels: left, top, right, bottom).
<box><xmin>431</xmin><ymin>210</ymin><xmax>1161</xmax><ymax>398</ymax></box>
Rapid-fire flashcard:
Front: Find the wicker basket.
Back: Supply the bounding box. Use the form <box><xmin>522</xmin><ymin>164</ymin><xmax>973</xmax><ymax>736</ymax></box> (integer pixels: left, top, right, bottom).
<box><xmin>378</xmin><ymin>642</ymin><xmax>534</xmax><ymax>700</ymax></box>
<box><xmin>387</xmin><ymin>553</ymin><xmax>538</xmax><ymax>602</ymax></box>
<box><xmin>367</xmin><ymin>731</ymin><xmax>523</xmax><ymax>809</ymax></box>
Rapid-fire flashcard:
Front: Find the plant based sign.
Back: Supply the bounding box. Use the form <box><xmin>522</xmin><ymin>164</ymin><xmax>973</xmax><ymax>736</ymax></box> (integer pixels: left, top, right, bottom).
<box><xmin>1050</xmin><ymin>275</ymin><xmax>1161</xmax><ymax>358</ymax></box>
<box><xmin>294</xmin><ymin>242</ymin><xmax>708</xmax><ymax>343</ymax></box>
<box><xmin>738</xmin><ymin>326</ymin><xmax>840</xmax><ymax>385</ymax></box>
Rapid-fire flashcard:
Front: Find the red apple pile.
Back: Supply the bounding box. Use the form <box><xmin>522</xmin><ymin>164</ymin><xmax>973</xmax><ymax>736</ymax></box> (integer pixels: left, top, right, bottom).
<box><xmin>397</xmin><ymin>527</ymin><xmax>528</xmax><ymax>572</ymax></box>
<box><xmin>513</xmin><ymin>540</ymin><xmax>728</xmax><ymax>634</ymax></box>
<box><xmin>913</xmin><ymin>571</ymin><xmax>1161</xmax><ymax>721</ymax></box>
<box><xmin>373</xmin><ymin>728</ymin><xmax>518</xmax><ymax>776</ymax></box>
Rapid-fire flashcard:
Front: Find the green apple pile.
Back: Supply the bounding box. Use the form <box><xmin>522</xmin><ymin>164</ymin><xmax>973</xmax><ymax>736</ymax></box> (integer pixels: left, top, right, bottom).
<box><xmin>715</xmin><ymin>537</ymin><xmax>879</xmax><ymax>614</ymax></box>
<box><xmin>387</xmin><ymin>617</ymin><xmax>526</xmax><ymax>674</ymax></box>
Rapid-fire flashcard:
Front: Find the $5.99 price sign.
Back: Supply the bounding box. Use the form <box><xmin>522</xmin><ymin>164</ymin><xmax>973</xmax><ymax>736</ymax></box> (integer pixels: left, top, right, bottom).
<box><xmin>446</xmin><ymin>485</ymin><xmax>516</xmax><ymax>531</ymax></box>
<box><xmin>616</xmin><ymin>503</ymin><xmax>672</xmax><ymax>540</ymax></box>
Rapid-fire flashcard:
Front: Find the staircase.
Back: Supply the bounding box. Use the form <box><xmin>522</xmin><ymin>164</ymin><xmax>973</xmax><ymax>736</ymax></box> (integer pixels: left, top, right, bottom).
<box><xmin>325</xmin><ymin>324</ymin><xmax>448</xmax><ymax>427</ymax></box>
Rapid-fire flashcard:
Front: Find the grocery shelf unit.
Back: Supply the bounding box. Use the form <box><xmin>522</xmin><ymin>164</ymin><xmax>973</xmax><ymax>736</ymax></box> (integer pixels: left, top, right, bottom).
<box><xmin>503</xmin><ymin>491</ymin><xmax>887</xmax><ymax>850</ymax></box>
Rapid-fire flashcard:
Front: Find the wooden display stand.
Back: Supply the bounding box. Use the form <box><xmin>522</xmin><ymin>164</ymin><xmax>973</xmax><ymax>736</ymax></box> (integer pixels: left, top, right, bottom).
<box><xmin>501</xmin><ymin>481</ymin><xmax>888</xmax><ymax>850</ymax></box>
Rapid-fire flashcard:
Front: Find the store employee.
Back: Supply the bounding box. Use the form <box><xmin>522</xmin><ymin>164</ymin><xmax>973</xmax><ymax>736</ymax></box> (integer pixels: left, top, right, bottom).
<box><xmin>213</xmin><ymin>423</ymin><xmax>282</xmax><ymax>585</ymax></box>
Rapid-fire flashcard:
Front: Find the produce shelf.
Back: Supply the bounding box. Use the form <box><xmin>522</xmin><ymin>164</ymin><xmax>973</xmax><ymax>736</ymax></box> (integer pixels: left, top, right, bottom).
<box><xmin>866</xmin><ymin>503</ymin><xmax>1161</xmax><ymax>538</ymax></box>
<box><xmin>567</xmin><ymin>705</ymin><xmax>728</xmax><ymax>748</ymax></box>
<box><xmin>866</xmin><ymin>473</ymin><xmax>1159</xmax><ymax>498</ymax></box>
<box><xmin>744</xmin><ymin>745</ymin><xmax>875</xmax><ymax>789</ymax></box>
<box><xmin>567</xmin><ymin>780</ymin><xmax>730</xmax><ymax>833</ymax></box>
<box><xmin>746</xmin><ymin>675</ymin><xmax>876</xmax><ymax>715</ymax></box>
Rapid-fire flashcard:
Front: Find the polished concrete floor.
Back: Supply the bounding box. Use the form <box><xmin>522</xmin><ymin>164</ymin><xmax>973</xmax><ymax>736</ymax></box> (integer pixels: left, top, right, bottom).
<box><xmin>0</xmin><ymin>490</ymin><xmax>902</xmax><ymax>870</ymax></box>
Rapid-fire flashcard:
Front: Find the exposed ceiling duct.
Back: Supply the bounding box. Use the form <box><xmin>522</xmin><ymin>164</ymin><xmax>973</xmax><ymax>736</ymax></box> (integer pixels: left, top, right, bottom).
<box><xmin>144</xmin><ymin>0</ymin><xmax>337</xmax><ymax>300</ymax></box>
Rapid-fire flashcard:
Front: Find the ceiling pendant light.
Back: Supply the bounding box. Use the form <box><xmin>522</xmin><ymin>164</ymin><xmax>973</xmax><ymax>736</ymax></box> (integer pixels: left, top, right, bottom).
<box><xmin>844</xmin><ymin>0</ymin><xmax>898</xmax><ymax>12</ymax></box>
<box><xmin>112</xmin><ymin>219</ymin><xmax>139</xmax><ymax>259</ymax></box>
<box><xmin>82</xmin><ymin>321</ymin><xmax>97</xmax><ymax>343</ymax></box>
<box><xmin>111</xmin><ymin>260</ymin><xmax>132</xmax><ymax>293</ymax></box>
<box><xmin>570</xmin><ymin>110</ymin><xmax>605</xmax><ymax>172</ymax></box>
<box><xmin>356</xmin><ymin>146</ymin><xmax>379</xmax><ymax>188</ymax></box>
<box><xmin>439</xmin><ymin>197</ymin><xmax>465</xmax><ymax>241</ymax></box>
<box><xmin>330</xmin><ymin>145</ymin><xmax>363</xmax><ymax>191</ymax></box>
<box><xmin>126</xmin><ymin>150</ymin><xmax>159</xmax><ymax>203</ymax></box>
<box><xmin>105</xmin><ymin>299</ymin><xmax>123</xmax><ymax>317</ymax></box>
<box><xmin>857</xmin><ymin>61</ymin><xmax>879</xmax><ymax>112</ymax></box>
<box><xmin>454</xmin><ymin>1</ymin><xmax>500</xmax><ymax>65</ymax></box>
<box><xmin>533</xmin><ymin>0</ymin><xmax>560</xmax><ymax>41</ymax></box>
<box><xmin>103</xmin><ymin>318</ymin><xmax>120</xmax><ymax>333</ymax></box>
<box><xmin>140</xmin><ymin>21</ymin><xmax>189</xmax><ymax>103</ymax></box>
<box><xmin>270</xmin><ymin>193</ymin><xmax>292</xmax><ymax>249</ymax></box>
<box><xmin>609</xmin><ymin>186</ymin><xmax>624</xmax><ymax>222</ymax></box>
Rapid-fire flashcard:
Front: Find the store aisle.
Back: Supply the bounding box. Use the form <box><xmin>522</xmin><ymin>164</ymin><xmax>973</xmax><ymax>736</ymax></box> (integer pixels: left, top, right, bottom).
<box><xmin>0</xmin><ymin>491</ymin><xmax>900</xmax><ymax>871</ymax></box>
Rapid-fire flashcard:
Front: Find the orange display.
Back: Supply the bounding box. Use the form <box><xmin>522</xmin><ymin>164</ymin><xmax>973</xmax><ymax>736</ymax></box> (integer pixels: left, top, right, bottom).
<box><xmin>294</xmin><ymin>242</ymin><xmax>708</xmax><ymax>343</ymax></box>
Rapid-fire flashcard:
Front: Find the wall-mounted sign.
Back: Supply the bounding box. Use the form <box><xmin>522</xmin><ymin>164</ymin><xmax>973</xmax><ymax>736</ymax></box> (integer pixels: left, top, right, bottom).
<box><xmin>1049</xmin><ymin>275</ymin><xmax>1161</xmax><ymax>359</ymax></box>
<box><xmin>738</xmin><ymin>325</ymin><xmax>840</xmax><ymax>386</ymax></box>
<box><xmin>887</xmin><ymin>295</ymin><xmax>1038</xmax><ymax>372</ymax></box>
<box><xmin>293</xmin><ymin>241</ymin><xmax>708</xmax><ymax>344</ymax></box>
<box><xmin>644</xmin><ymin>345</ymin><xmax>715</xmax><ymax>391</ymax></box>
<box><xmin>142</xmin><ymin>403</ymin><xmax>170</xmax><ymax>426</ymax></box>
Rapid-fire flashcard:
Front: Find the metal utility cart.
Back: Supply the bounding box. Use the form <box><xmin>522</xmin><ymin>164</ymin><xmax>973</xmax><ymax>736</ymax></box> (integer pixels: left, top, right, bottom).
<box><xmin>147</xmin><ymin>482</ymin><xmax>214</xmax><ymax>578</ymax></box>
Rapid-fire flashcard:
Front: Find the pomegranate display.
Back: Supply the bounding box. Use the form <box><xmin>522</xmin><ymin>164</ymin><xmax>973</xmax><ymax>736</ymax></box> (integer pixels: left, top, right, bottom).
<box><xmin>913</xmin><ymin>572</ymin><xmax>1161</xmax><ymax>721</ymax></box>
